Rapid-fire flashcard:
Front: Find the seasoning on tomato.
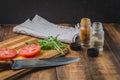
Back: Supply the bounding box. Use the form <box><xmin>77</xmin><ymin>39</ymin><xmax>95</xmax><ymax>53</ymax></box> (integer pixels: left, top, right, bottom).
<box><xmin>18</xmin><ymin>44</ymin><xmax>41</xmax><ymax>58</ymax></box>
<box><xmin>0</xmin><ymin>48</ymin><xmax>17</xmax><ymax>59</ymax></box>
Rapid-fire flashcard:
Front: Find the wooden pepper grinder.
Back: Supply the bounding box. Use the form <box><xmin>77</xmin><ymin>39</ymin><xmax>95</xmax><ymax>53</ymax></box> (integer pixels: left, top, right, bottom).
<box><xmin>79</xmin><ymin>18</ymin><xmax>92</xmax><ymax>46</ymax></box>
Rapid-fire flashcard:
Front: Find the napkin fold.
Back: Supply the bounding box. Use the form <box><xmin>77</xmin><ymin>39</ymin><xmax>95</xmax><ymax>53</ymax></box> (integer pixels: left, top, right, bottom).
<box><xmin>13</xmin><ymin>15</ymin><xmax>79</xmax><ymax>43</ymax></box>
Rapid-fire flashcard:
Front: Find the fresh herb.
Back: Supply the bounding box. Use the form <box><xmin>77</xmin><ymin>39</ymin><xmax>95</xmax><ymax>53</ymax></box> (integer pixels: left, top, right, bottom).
<box><xmin>25</xmin><ymin>36</ymin><xmax>67</xmax><ymax>55</ymax></box>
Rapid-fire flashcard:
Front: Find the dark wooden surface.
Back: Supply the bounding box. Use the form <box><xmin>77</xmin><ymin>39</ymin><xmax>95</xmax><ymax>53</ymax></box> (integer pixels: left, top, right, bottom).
<box><xmin>0</xmin><ymin>24</ymin><xmax>120</xmax><ymax>80</ymax></box>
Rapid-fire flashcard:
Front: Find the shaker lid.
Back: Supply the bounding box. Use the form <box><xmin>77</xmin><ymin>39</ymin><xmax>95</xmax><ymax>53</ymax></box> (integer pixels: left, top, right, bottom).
<box><xmin>80</xmin><ymin>18</ymin><xmax>91</xmax><ymax>25</ymax></box>
<box><xmin>87</xmin><ymin>48</ymin><xmax>99</xmax><ymax>57</ymax></box>
<box><xmin>92</xmin><ymin>22</ymin><xmax>103</xmax><ymax>30</ymax></box>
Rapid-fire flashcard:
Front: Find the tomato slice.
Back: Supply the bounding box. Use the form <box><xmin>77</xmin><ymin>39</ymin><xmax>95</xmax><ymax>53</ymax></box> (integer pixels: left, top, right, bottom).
<box><xmin>18</xmin><ymin>44</ymin><xmax>41</xmax><ymax>57</ymax></box>
<box><xmin>0</xmin><ymin>48</ymin><xmax>17</xmax><ymax>60</ymax></box>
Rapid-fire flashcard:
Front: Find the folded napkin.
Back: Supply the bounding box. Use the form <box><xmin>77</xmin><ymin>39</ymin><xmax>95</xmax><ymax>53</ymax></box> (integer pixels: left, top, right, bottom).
<box><xmin>13</xmin><ymin>15</ymin><xmax>80</xmax><ymax>43</ymax></box>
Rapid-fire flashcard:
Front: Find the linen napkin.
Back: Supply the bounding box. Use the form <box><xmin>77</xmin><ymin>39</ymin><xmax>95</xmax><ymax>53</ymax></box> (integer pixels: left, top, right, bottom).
<box><xmin>13</xmin><ymin>15</ymin><xmax>80</xmax><ymax>43</ymax></box>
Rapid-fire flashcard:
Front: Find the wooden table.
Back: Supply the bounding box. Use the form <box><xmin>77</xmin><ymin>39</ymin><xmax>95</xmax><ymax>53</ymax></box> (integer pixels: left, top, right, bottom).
<box><xmin>0</xmin><ymin>23</ymin><xmax>120</xmax><ymax>80</ymax></box>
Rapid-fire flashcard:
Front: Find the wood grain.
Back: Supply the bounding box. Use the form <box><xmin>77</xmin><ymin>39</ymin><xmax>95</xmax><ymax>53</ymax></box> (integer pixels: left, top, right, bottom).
<box><xmin>0</xmin><ymin>24</ymin><xmax>120</xmax><ymax>80</ymax></box>
<box><xmin>0</xmin><ymin>35</ymin><xmax>68</xmax><ymax>80</ymax></box>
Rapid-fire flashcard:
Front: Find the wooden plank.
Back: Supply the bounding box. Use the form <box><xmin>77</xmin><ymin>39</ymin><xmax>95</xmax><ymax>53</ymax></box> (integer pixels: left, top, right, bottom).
<box><xmin>0</xmin><ymin>24</ymin><xmax>69</xmax><ymax>80</ymax></box>
<box><xmin>104</xmin><ymin>24</ymin><xmax>120</xmax><ymax>62</ymax></box>
<box><xmin>82</xmin><ymin>41</ymin><xmax>120</xmax><ymax>80</ymax></box>
<box><xmin>55</xmin><ymin>23</ymin><xmax>120</xmax><ymax>80</ymax></box>
<box><xmin>55</xmin><ymin>46</ymin><xmax>92</xmax><ymax>80</ymax></box>
<box><xmin>80</xmin><ymin>24</ymin><xmax>120</xmax><ymax>80</ymax></box>
<box><xmin>0</xmin><ymin>35</ymin><xmax>68</xmax><ymax>80</ymax></box>
<box><xmin>16</xmin><ymin>67</ymin><xmax>57</xmax><ymax>80</ymax></box>
<box><xmin>1</xmin><ymin>24</ymin><xmax>120</xmax><ymax>80</ymax></box>
<box><xmin>0</xmin><ymin>24</ymin><xmax>18</xmax><ymax>40</ymax></box>
<box><xmin>0</xmin><ymin>24</ymin><xmax>5</xmax><ymax>41</ymax></box>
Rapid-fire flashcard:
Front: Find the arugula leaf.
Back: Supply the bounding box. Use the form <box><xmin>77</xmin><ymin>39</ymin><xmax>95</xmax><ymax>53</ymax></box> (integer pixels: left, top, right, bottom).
<box><xmin>25</xmin><ymin>36</ymin><xmax>67</xmax><ymax>55</ymax></box>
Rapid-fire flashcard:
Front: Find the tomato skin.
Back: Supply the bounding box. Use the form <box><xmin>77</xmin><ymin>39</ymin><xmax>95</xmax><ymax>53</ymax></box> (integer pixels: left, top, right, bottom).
<box><xmin>0</xmin><ymin>48</ymin><xmax>17</xmax><ymax>60</ymax></box>
<box><xmin>18</xmin><ymin>44</ymin><xmax>41</xmax><ymax>58</ymax></box>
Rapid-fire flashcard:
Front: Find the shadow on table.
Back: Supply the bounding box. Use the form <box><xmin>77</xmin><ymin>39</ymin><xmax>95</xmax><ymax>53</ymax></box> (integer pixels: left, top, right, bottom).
<box><xmin>83</xmin><ymin>25</ymin><xmax>120</xmax><ymax>80</ymax></box>
<box><xmin>101</xmin><ymin>26</ymin><xmax>120</xmax><ymax>80</ymax></box>
<box><xmin>111</xmin><ymin>24</ymin><xmax>120</xmax><ymax>34</ymax></box>
<box><xmin>14</xmin><ymin>66</ymin><xmax>59</xmax><ymax>80</ymax></box>
<box><xmin>83</xmin><ymin>48</ymin><xmax>106</xmax><ymax>80</ymax></box>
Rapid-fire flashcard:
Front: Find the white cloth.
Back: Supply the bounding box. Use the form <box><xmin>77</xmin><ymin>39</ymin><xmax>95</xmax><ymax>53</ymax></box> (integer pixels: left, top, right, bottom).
<box><xmin>13</xmin><ymin>15</ymin><xmax>79</xmax><ymax>43</ymax></box>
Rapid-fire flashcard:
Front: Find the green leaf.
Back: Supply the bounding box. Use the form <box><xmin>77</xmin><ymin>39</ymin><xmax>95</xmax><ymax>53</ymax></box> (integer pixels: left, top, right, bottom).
<box><xmin>25</xmin><ymin>36</ymin><xmax>67</xmax><ymax>55</ymax></box>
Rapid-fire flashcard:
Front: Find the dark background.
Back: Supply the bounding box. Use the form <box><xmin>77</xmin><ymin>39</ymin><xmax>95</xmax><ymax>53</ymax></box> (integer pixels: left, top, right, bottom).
<box><xmin>0</xmin><ymin>0</ymin><xmax>120</xmax><ymax>24</ymax></box>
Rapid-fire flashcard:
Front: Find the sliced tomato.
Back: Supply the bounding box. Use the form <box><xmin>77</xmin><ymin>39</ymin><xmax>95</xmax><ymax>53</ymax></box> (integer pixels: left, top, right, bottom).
<box><xmin>18</xmin><ymin>44</ymin><xmax>41</xmax><ymax>58</ymax></box>
<box><xmin>0</xmin><ymin>48</ymin><xmax>17</xmax><ymax>59</ymax></box>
